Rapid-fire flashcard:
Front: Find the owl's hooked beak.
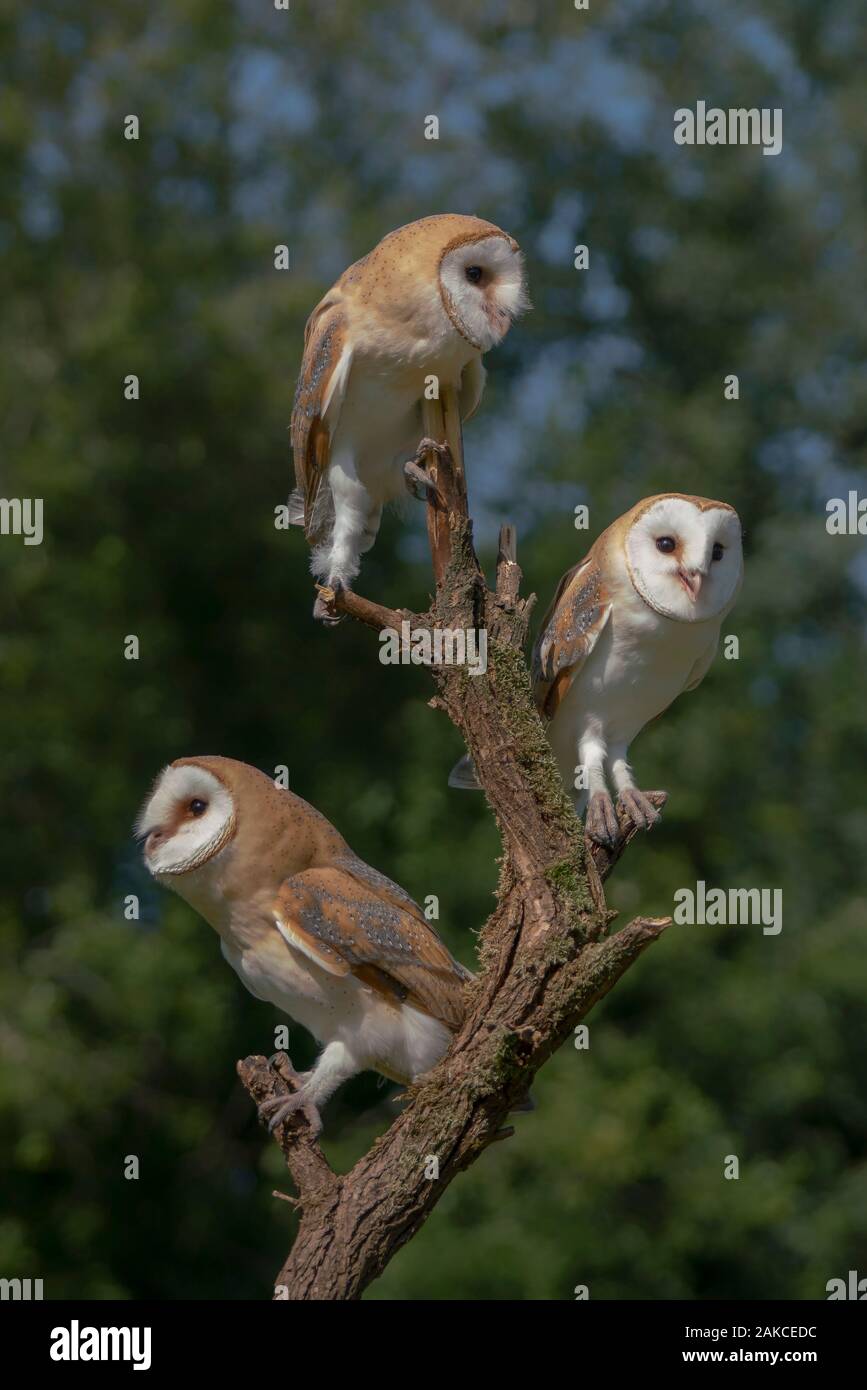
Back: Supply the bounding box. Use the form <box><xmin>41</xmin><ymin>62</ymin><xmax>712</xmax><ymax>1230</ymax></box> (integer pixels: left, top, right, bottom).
<box><xmin>677</xmin><ymin>567</ymin><xmax>704</xmax><ymax>602</ymax></box>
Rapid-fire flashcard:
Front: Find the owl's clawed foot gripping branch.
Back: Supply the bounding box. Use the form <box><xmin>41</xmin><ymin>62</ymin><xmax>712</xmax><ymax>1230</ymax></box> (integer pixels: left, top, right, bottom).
<box><xmin>585</xmin><ymin>788</ymin><xmax>668</xmax><ymax>851</ymax></box>
<box><xmin>238</xmin><ymin>1052</ymin><xmax>336</xmax><ymax>1213</ymax></box>
<box><xmin>312</xmin><ymin>585</ymin><xmax>345</xmax><ymax>627</ymax></box>
<box><xmin>585</xmin><ymin>791</ymin><xmax>621</xmax><ymax>848</ymax></box>
<box><xmin>618</xmin><ymin>786</ymin><xmax>664</xmax><ymax>833</ymax></box>
<box><xmin>259</xmin><ymin>1093</ymin><xmax>323</xmax><ymax>1139</ymax></box>
<box><xmin>403</xmin><ymin>438</ymin><xmax>450</xmax><ymax>506</ymax></box>
<box><xmin>257</xmin><ymin>1052</ymin><xmax>323</xmax><ymax>1138</ymax></box>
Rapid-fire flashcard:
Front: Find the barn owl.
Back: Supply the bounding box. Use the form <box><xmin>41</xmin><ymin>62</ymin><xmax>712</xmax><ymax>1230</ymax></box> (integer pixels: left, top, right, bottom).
<box><xmin>136</xmin><ymin>756</ymin><xmax>471</xmax><ymax>1133</ymax></box>
<box><xmin>289</xmin><ymin>213</ymin><xmax>528</xmax><ymax>621</ymax></box>
<box><xmin>450</xmin><ymin>494</ymin><xmax>743</xmax><ymax>846</ymax></box>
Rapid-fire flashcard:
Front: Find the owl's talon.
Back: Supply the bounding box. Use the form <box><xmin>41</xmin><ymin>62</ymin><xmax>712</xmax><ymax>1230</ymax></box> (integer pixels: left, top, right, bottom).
<box><xmin>266</xmin><ymin>1051</ymin><xmax>306</xmax><ymax>1081</ymax></box>
<box><xmin>313</xmin><ymin>585</ymin><xmax>345</xmax><ymax>626</ymax></box>
<box><xmin>261</xmin><ymin>1091</ymin><xmax>323</xmax><ymax>1138</ymax></box>
<box><xmin>403</xmin><ymin>438</ymin><xmax>449</xmax><ymax>504</ymax></box>
<box><xmin>403</xmin><ymin>458</ymin><xmax>444</xmax><ymax>505</ymax></box>
<box><xmin>260</xmin><ymin>1053</ymin><xmax>301</xmax><ymax>1107</ymax></box>
<box><xmin>259</xmin><ymin>1057</ymin><xmax>322</xmax><ymax>1136</ymax></box>
<box><xmin>403</xmin><ymin>459</ymin><xmax>430</xmax><ymax>500</ymax></box>
<box><xmin>618</xmin><ymin>787</ymin><xmax>663</xmax><ymax>832</ymax></box>
<box><xmin>585</xmin><ymin>790</ymin><xmax>620</xmax><ymax>848</ymax></box>
<box><xmin>414</xmin><ymin>436</ymin><xmax>450</xmax><ymax>461</ymax></box>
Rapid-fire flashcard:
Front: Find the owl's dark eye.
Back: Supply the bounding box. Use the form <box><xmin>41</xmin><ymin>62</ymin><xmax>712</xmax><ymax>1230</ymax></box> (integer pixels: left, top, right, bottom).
<box><xmin>656</xmin><ymin>536</ymin><xmax>676</xmax><ymax>554</ymax></box>
<box><xmin>465</xmin><ymin>265</ymin><xmax>483</xmax><ymax>284</ymax></box>
<box><xmin>711</xmin><ymin>542</ymin><xmax>724</xmax><ymax>561</ymax></box>
<box><xmin>189</xmin><ymin>799</ymin><xmax>207</xmax><ymax>817</ymax></box>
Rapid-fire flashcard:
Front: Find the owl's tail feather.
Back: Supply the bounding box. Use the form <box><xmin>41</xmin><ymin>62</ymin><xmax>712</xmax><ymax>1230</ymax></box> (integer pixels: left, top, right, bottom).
<box><xmin>448</xmin><ymin>753</ymin><xmax>482</xmax><ymax>791</ymax></box>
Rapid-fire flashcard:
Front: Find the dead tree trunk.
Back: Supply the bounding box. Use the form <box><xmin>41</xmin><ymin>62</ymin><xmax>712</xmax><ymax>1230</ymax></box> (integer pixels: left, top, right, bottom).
<box><xmin>238</xmin><ymin>388</ymin><xmax>671</xmax><ymax>1299</ymax></box>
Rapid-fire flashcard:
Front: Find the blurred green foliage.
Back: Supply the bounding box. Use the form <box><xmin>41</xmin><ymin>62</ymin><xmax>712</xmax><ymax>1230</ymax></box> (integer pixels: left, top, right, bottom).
<box><xmin>1</xmin><ymin>0</ymin><xmax>866</xmax><ymax>1299</ymax></box>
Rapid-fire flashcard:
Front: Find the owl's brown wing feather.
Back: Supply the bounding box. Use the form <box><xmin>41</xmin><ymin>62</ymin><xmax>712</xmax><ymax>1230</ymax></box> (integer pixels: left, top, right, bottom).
<box><xmin>332</xmin><ymin>853</ymin><xmax>428</xmax><ymax>923</ymax></box>
<box><xmin>532</xmin><ymin>559</ymin><xmax>611</xmax><ymax>718</ymax></box>
<box><xmin>272</xmin><ymin>866</ymin><xmax>471</xmax><ymax>1030</ymax></box>
<box><xmin>290</xmin><ymin>295</ymin><xmax>352</xmax><ymax>543</ymax></box>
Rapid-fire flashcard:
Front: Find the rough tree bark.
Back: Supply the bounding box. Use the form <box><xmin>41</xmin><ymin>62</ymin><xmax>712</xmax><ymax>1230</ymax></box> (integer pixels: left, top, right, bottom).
<box><xmin>238</xmin><ymin>387</ymin><xmax>671</xmax><ymax>1300</ymax></box>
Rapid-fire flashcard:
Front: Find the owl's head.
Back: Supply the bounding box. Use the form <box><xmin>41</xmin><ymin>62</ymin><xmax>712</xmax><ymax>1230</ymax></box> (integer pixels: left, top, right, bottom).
<box><xmin>136</xmin><ymin>759</ymin><xmax>237</xmax><ymax>877</ymax></box>
<box><xmin>136</xmin><ymin>756</ymin><xmax>336</xmax><ymax>890</ymax></box>
<box><xmin>437</xmin><ymin>226</ymin><xmax>529</xmax><ymax>353</ymax></box>
<box><xmin>624</xmin><ymin>495</ymin><xmax>743</xmax><ymax>623</ymax></box>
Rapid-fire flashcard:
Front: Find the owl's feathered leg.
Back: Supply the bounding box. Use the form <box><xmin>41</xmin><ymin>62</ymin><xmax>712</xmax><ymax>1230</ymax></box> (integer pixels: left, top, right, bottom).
<box><xmin>322</xmin><ymin>460</ymin><xmax>368</xmax><ymax>584</ymax></box>
<box><xmin>311</xmin><ymin>453</ymin><xmax>379</xmax><ymax>625</ymax></box>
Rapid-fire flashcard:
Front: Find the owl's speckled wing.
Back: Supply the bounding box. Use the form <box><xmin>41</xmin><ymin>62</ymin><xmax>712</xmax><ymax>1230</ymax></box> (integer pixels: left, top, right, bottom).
<box><xmin>290</xmin><ymin>294</ymin><xmax>353</xmax><ymax>543</ymax></box>
<box><xmin>333</xmin><ymin>853</ymin><xmax>428</xmax><ymax>923</ymax></box>
<box><xmin>272</xmin><ymin>864</ymin><xmax>471</xmax><ymax>1030</ymax></box>
<box><xmin>532</xmin><ymin>559</ymin><xmax>611</xmax><ymax>719</ymax></box>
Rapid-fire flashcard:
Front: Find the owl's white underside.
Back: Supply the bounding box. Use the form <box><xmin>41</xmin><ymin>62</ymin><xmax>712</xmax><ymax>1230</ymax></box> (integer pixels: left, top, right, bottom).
<box><xmin>310</xmin><ymin>342</ymin><xmax>474</xmax><ymax>587</ymax></box>
<box><xmin>547</xmin><ymin>596</ymin><xmax>721</xmax><ymax>810</ymax></box>
<box><xmin>220</xmin><ymin>926</ymin><xmax>452</xmax><ymax>1089</ymax></box>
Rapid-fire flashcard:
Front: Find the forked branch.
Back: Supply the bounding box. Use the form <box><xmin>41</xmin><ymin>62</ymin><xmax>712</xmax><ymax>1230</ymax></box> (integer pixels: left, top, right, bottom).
<box><xmin>239</xmin><ymin>386</ymin><xmax>671</xmax><ymax>1300</ymax></box>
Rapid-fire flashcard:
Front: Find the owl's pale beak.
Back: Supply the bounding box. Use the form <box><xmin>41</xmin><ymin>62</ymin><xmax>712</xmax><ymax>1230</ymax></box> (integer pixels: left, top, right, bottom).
<box><xmin>677</xmin><ymin>568</ymin><xmax>703</xmax><ymax>601</ymax></box>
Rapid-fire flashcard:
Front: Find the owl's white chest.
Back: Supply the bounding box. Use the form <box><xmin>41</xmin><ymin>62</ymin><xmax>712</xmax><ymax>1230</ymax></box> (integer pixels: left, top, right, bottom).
<box><xmin>548</xmin><ymin>601</ymin><xmax>718</xmax><ymax>769</ymax></box>
<box><xmin>332</xmin><ymin>374</ymin><xmax>422</xmax><ymax>503</ymax></box>
<box><xmin>332</xmin><ymin>328</ymin><xmax>475</xmax><ymax>505</ymax></box>
<box><xmin>220</xmin><ymin>930</ymin><xmax>359</xmax><ymax>1037</ymax></box>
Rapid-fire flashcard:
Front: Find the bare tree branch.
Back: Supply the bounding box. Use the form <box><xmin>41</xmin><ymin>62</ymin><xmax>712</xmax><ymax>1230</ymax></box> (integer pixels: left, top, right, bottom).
<box><xmin>313</xmin><ymin>586</ymin><xmax>409</xmax><ymax>633</ymax></box>
<box><xmin>239</xmin><ymin>387</ymin><xmax>673</xmax><ymax>1299</ymax></box>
